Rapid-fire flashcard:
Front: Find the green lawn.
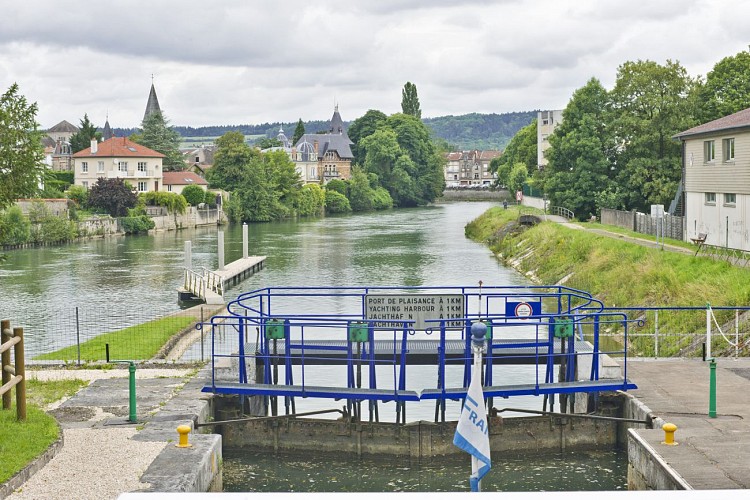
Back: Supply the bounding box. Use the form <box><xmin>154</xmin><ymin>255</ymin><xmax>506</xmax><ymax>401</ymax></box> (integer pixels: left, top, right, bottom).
<box><xmin>0</xmin><ymin>378</ymin><xmax>88</xmax><ymax>484</ymax></box>
<box><xmin>34</xmin><ymin>315</ymin><xmax>196</xmax><ymax>362</ymax></box>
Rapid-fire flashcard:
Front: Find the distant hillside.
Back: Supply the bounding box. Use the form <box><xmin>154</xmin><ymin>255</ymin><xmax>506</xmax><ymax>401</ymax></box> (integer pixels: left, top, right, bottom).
<box><xmin>112</xmin><ymin>111</ymin><xmax>537</xmax><ymax>150</ymax></box>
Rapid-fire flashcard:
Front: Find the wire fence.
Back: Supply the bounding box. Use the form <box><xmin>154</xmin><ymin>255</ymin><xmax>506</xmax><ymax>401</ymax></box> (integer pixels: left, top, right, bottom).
<box><xmin>4</xmin><ymin>304</ymin><xmax>749</xmax><ymax>366</ymax></box>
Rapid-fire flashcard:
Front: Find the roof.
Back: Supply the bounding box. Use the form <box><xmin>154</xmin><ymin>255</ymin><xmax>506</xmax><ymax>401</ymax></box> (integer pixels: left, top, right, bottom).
<box><xmin>674</xmin><ymin>107</ymin><xmax>750</xmax><ymax>139</ymax></box>
<box><xmin>143</xmin><ymin>83</ymin><xmax>162</xmax><ymax>123</ymax></box>
<box><xmin>295</xmin><ymin>133</ymin><xmax>354</xmax><ymax>159</ymax></box>
<box><xmin>47</xmin><ymin>120</ymin><xmax>79</xmax><ymax>133</ymax></box>
<box><xmin>72</xmin><ymin>136</ymin><xmax>165</xmax><ymax>158</ymax></box>
<box><xmin>162</xmin><ymin>171</ymin><xmax>208</xmax><ymax>186</ymax></box>
<box><xmin>445</xmin><ymin>150</ymin><xmax>503</xmax><ymax>161</ymax></box>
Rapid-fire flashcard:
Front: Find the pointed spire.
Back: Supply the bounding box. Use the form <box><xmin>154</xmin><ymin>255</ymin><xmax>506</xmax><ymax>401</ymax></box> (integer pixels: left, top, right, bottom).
<box><xmin>330</xmin><ymin>105</ymin><xmax>345</xmax><ymax>134</ymax></box>
<box><xmin>103</xmin><ymin>114</ymin><xmax>113</xmax><ymax>140</ymax></box>
<box><xmin>143</xmin><ymin>81</ymin><xmax>162</xmax><ymax>123</ymax></box>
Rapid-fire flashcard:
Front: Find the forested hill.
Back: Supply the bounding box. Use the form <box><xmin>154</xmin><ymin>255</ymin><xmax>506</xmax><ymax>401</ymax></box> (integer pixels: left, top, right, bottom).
<box><xmin>113</xmin><ymin>110</ymin><xmax>536</xmax><ymax>150</ymax></box>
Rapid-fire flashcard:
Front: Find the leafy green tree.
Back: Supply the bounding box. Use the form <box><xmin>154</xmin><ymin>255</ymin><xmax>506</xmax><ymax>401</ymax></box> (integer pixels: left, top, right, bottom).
<box><xmin>610</xmin><ymin>59</ymin><xmax>698</xmax><ymax>210</ymax></box>
<box><xmin>207</xmin><ymin>131</ymin><xmax>260</xmax><ymax>191</ymax></box>
<box><xmin>0</xmin><ymin>83</ymin><xmax>45</xmax><ymax>210</ymax></box>
<box><xmin>181</xmin><ymin>185</ymin><xmax>206</xmax><ymax>206</ymax></box>
<box><xmin>325</xmin><ymin>179</ymin><xmax>349</xmax><ymax>197</ymax></box>
<box><xmin>66</xmin><ymin>185</ymin><xmax>89</xmax><ymax>208</ymax></box>
<box><xmin>507</xmin><ymin>163</ymin><xmax>529</xmax><ymax>194</ymax></box>
<box><xmin>295</xmin><ymin>183</ymin><xmax>325</xmax><ymax>217</ymax></box>
<box><xmin>348</xmin><ymin>166</ymin><xmax>375</xmax><ymax>212</ymax></box>
<box><xmin>255</xmin><ymin>137</ymin><xmax>283</xmax><ymax>149</ymax></box>
<box><xmin>543</xmin><ymin>78</ymin><xmax>617</xmax><ymax>220</ymax></box>
<box><xmin>134</xmin><ymin>111</ymin><xmax>184</xmax><ymax>171</ymax></box>
<box><xmin>324</xmin><ymin>189</ymin><xmax>351</xmax><ymax>214</ymax></box>
<box><xmin>27</xmin><ymin>201</ymin><xmax>77</xmax><ymax>243</ymax></box>
<box><xmin>699</xmin><ymin>50</ymin><xmax>750</xmax><ymax>122</ymax></box>
<box><xmin>401</xmin><ymin>82</ymin><xmax>421</xmax><ymax>119</ymax></box>
<box><xmin>139</xmin><ymin>191</ymin><xmax>187</xmax><ymax>214</ymax></box>
<box><xmin>69</xmin><ymin>114</ymin><xmax>102</xmax><ymax>153</ymax></box>
<box><xmin>0</xmin><ymin>206</ymin><xmax>31</xmax><ymax>245</ymax></box>
<box><xmin>490</xmin><ymin>119</ymin><xmax>537</xmax><ymax>187</ymax></box>
<box><xmin>292</xmin><ymin>119</ymin><xmax>306</xmax><ymax>145</ymax></box>
<box><xmin>264</xmin><ymin>149</ymin><xmax>302</xmax><ymax>218</ymax></box>
<box><xmin>87</xmin><ymin>178</ymin><xmax>138</xmax><ymax>217</ymax></box>
<box><xmin>348</xmin><ymin>109</ymin><xmax>388</xmax><ymax>166</ymax></box>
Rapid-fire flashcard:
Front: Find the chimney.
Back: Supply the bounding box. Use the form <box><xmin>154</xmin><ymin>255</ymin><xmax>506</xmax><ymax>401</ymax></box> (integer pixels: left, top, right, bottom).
<box><xmin>91</xmin><ymin>139</ymin><xmax>98</xmax><ymax>154</ymax></box>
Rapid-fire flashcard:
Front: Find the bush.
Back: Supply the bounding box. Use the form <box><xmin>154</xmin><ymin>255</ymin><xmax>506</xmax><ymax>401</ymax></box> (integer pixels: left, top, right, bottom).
<box><xmin>88</xmin><ymin>178</ymin><xmax>138</xmax><ymax>217</ymax></box>
<box><xmin>324</xmin><ymin>189</ymin><xmax>352</xmax><ymax>214</ymax></box>
<box><xmin>372</xmin><ymin>187</ymin><xmax>394</xmax><ymax>210</ymax></box>
<box><xmin>120</xmin><ymin>215</ymin><xmax>156</xmax><ymax>234</ymax></box>
<box><xmin>296</xmin><ymin>184</ymin><xmax>325</xmax><ymax>217</ymax></box>
<box><xmin>27</xmin><ymin>201</ymin><xmax>77</xmax><ymax>244</ymax></box>
<box><xmin>139</xmin><ymin>191</ymin><xmax>188</xmax><ymax>214</ymax></box>
<box><xmin>66</xmin><ymin>185</ymin><xmax>89</xmax><ymax>208</ymax></box>
<box><xmin>326</xmin><ymin>179</ymin><xmax>349</xmax><ymax>197</ymax></box>
<box><xmin>204</xmin><ymin>190</ymin><xmax>218</xmax><ymax>208</ymax></box>
<box><xmin>0</xmin><ymin>206</ymin><xmax>31</xmax><ymax>245</ymax></box>
<box><xmin>181</xmin><ymin>185</ymin><xmax>206</xmax><ymax>206</ymax></box>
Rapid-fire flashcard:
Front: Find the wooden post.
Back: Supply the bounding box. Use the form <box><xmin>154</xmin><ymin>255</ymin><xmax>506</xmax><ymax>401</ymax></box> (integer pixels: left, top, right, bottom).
<box><xmin>14</xmin><ymin>327</ymin><xmax>26</xmax><ymax>421</ymax></box>
<box><xmin>1</xmin><ymin>320</ymin><xmax>10</xmax><ymax>410</ymax></box>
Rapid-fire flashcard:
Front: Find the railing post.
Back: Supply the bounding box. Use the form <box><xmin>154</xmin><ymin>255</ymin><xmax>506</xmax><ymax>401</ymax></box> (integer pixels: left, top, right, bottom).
<box><xmin>14</xmin><ymin>327</ymin><xmax>26</xmax><ymax>421</ymax></box>
<box><xmin>654</xmin><ymin>310</ymin><xmax>659</xmax><ymax>358</ymax></box>
<box><xmin>1</xmin><ymin>319</ymin><xmax>10</xmax><ymax>410</ymax></box>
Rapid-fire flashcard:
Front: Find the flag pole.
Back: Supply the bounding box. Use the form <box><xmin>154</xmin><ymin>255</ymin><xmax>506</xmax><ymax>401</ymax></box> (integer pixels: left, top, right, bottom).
<box><xmin>470</xmin><ymin>322</ymin><xmax>487</xmax><ymax>492</ymax></box>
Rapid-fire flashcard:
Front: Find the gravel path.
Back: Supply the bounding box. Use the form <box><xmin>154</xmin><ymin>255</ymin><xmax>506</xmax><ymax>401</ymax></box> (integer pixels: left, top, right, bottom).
<box><xmin>9</xmin><ymin>428</ymin><xmax>165</xmax><ymax>500</ymax></box>
<box><xmin>7</xmin><ymin>368</ymin><xmax>194</xmax><ymax>499</ymax></box>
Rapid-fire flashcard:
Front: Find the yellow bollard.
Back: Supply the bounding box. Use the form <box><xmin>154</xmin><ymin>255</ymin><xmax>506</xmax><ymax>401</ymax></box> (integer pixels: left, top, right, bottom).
<box><xmin>662</xmin><ymin>423</ymin><xmax>678</xmax><ymax>446</ymax></box>
<box><xmin>176</xmin><ymin>424</ymin><xmax>193</xmax><ymax>448</ymax></box>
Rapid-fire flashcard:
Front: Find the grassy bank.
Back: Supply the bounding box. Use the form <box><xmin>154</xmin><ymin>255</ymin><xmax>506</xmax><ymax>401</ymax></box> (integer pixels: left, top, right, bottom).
<box><xmin>34</xmin><ymin>314</ymin><xmax>196</xmax><ymax>362</ymax></box>
<box><xmin>0</xmin><ymin>378</ymin><xmax>88</xmax><ymax>484</ymax></box>
<box><xmin>465</xmin><ymin>206</ymin><xmax>750</xmax><ymax>355</ymax></box>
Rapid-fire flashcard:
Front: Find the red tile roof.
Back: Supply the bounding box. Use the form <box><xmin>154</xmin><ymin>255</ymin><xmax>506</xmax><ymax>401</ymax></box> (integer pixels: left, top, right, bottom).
<box><xmin>72</xmin><ymin>137</ymin><xmax>165</xmax><ymax>158</ymax></box>
<box><xmin>674</xmin><ymin>107</ymin><xmax>750</xmax><ymax>139</ymax></box>
<box><xmin>162</xmin><ymin>171</ymin><xmax>208</xmax><ymax>186</ymax></box>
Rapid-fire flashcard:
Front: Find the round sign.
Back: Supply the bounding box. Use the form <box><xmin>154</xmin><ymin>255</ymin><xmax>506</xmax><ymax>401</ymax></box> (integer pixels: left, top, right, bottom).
<box><xmin>515</xmin><ymin>302</ymin><xmax>533</xmax><ymax>319</ymax></box>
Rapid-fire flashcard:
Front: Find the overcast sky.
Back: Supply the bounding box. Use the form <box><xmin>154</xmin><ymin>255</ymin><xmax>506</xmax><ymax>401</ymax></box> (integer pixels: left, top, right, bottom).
<box><xmin>2</xmin><ymin>0</ymin><xmax>748</xmax><ymax>130</ymax></box>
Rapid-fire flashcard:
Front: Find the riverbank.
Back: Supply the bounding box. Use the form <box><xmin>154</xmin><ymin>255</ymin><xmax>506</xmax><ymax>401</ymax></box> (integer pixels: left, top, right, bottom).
<box><xmin>465</xmin><ymin>206</ymin><xmax>750</xmax><ymax>356</ymax></box>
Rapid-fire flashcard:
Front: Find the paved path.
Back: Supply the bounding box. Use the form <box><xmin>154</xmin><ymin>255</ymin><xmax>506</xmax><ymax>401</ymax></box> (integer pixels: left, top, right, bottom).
<box><xmin>627</xmin><ymin>357</ymin><xmax>750</xmax><ymax>489</ymax></box>
<box><xmin>7</xmin><ymin>367</ymin><xmax>200</xmax><ymax>500</ymax></box>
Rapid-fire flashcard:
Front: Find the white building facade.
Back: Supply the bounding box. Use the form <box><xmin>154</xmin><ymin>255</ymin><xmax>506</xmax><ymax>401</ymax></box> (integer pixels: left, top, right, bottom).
<box><xmin>73</xmin><ymin>137</ymin><xmax>165</xmax><ymax>192</ymax></box>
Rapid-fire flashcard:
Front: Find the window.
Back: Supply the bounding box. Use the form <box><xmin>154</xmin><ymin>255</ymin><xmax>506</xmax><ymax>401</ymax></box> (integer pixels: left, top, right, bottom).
<box><xmin>81</xmin><ymin>161</ymin><xmax>88</xmax><ymax>173</ymax></box>
<box><xmin>137</xmin><ymin>181</ymin><xmax>147</xmax><ymax>192</ymax></box>
<box><xmin>118</xmin><ymin>161</ymin><xmax>128</xmax><ymax>172</ymax></box>
<box><xmin>704</xmin><ymin>141</ymin><xmax>715</xmax><ymax>162</ymax></box>
<box><xmin>138</xmin><ymin>162</ymin><xmax>147</xmax><ymax>172</ymax></box>
<box><xmin>82</xmin><ymin>181</ymin><xmax>88</xmax><ymax>189</ymax></box>
<box><xmin>97</xmin><ymin>161</ymin><xmax>104</xmax><ymax>173</ymax></box>
<box><xmin>474</xmin><ymin>173</ymin><xmax>479</xmax><ymax>179</ymax></box>
<box><xmin>705</xmin><ymin>192</ymin><xmax>716</xmax><ymax>204</ymax></box>
<box><xmin>167</xmin><ymin>185</ymin><xmax>173</xmax><ymax>192</ymax></box>
<box><xmin>724</xmin><ymin>193</ymin><xmax>736</xmax><ymax>205</ymax></box>
<box><xmin>723</xmin><ymin>138</ymin><xmax>735</xmax><ymax>162</ymax></box>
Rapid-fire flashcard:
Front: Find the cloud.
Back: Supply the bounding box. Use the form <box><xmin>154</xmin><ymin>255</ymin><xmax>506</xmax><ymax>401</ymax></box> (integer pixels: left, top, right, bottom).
<box><xmin>1</xmin><ymin>0</ymin><xmax>748</xmax><ymax>128</ymax></box>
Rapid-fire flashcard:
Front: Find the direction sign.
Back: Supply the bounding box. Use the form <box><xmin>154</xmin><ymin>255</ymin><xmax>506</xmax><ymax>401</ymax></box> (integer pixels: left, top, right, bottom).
<box><xmin>365</xmin><ymin>294</ymin><xmax>465</xmax><ymax>330</ymax></box>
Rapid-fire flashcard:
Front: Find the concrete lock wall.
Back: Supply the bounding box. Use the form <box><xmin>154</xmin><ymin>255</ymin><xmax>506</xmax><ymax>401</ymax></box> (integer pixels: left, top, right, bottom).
<box><xmin>215</xmin><ymin>399</ymin><xmax>624</xmax><ymax>458</ymax></box>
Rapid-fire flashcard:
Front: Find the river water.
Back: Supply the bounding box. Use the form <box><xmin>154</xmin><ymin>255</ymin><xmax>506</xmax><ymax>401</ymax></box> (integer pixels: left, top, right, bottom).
<box><xmin>0</xmin><ymin>201</ymin><xmax>627</xmax><ymax>492</ymax></box>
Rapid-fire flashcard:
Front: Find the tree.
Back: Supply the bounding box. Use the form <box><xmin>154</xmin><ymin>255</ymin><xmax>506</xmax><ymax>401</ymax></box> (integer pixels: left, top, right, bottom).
<box><xmin>490</xmin><ymin>119</ymin><xmax>537</xmax><ymax>187</ymax></box>
<box><xmin>401</xmin><ymin>82</ymin><xmax>421</xmax><ymax>119</ymax></box>
<box><xmin>0</xmin><ymin>83</ymin><xmax>45</xmax><ymax>210</ymax></box>
<box><xmin>255</xmin><ymin>137</ymin><xmax>282</xmax><ymax>149</ymax></box>
<box><xmin>87</xmin><ymin>178</ymin><xmax>138</xmax><ymax>217</ymax></box>
<box><xmin>134</xmin><ymin>111</ymin><xmax>184</xmax><ymax>171</ymax></box>
<box><xmin>699</xmin><ymin>50</ymin><xmax>750</xmax><ymax>122</ymax></box>
<box><xmin>543</xmin><ymin>78</ymin><xmax>617</xmax><ymax>219</ymax></box>
<box><xmin>292</xmin><ymin>119</ymin><xmax>306</xmax><ymax>145</ymax></box>
<box><xmin>348</xmin><ymin>109</ymin><xmax>387</xmax><ymax>166</ymax></box>
<box><xmin>181</xmin><ymin>185</ymin><xmax>206</xmax><ymax>206</ymax></box>
<box><xmin>207</xmin><ymin>131</ymin><xmax>260</xmax><ymax>191</ymax></box>
<box><xmin>324</xmin><ymin>189</ymin><xmax>351</xmax><ymax>214</ymax></box>
<box><xmin>609</xmin><ymin>59</ymin><xmax>699</xmax><ymax>210</ymax></box>
<box><xmin>348</xmin><ymin>166</ymin><xmax>375</xmax><ymax>212</ymax></box>
<box><xmin>69</xmin><ymin>114</ymin><xmax>102</xmax><ymax>153</ymax></box>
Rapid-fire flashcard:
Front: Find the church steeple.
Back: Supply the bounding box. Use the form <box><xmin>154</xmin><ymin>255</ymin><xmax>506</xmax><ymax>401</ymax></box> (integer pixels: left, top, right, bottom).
<box><xmin>143</xmin><ymin>80</ymin><xmax>162</xmax><ymax>123</ymax></box>
<box><xmin>103</xmin><ymin>113</ymin><xmax>113</xmax><ymax>140</ymax></box>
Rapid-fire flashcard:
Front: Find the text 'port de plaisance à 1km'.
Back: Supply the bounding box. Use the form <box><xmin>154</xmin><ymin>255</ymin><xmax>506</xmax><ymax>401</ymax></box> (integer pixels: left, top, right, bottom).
<box><xmin>364</xmin><ymin>294</ymin><xmax>466</xmax><ymax>330</ymax></box>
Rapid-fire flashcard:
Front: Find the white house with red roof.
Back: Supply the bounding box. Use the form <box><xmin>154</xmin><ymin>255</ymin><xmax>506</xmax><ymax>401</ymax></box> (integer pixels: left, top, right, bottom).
<box><xmin>72</xmin><ymin>137</ymin><xmax>165</xmax><ymax>192</ymax></box>
<box><xmin>674</xmin><ymin>107</ymin><xmax>750</xmax><ymax>250</ymax></box>
<box><xmin>162</xmin><ymin>171</ymin><xmax>209</xmax><ymax>194</ymax></box>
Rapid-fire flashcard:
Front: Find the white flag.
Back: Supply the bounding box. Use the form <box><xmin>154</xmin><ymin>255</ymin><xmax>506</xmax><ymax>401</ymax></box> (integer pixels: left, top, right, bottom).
<box><xmin>453</xmin><ymin>362</ymin><xmax>491</xmax><ymax>488</ymax></box>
